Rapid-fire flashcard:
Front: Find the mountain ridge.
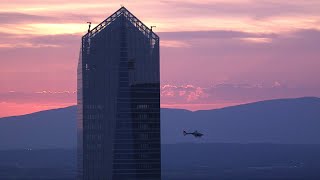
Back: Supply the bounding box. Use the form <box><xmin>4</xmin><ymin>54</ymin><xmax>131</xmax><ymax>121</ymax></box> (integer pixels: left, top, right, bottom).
<box><xmin>1</xmin><ymin>96</ymin><xmax>318</xmax><ymax>119</ymax></box>
<box><xmin>0</xmin><ymin>97</ymin><xmax>319</xmax><ymax>149</ymax></box>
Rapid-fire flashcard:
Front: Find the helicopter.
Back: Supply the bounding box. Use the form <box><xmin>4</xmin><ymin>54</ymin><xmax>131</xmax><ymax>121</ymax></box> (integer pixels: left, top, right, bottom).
<box><xmin>183</xmin><ymin>130</ymin><xmax>203</xmax><ymax>138</ymax></box>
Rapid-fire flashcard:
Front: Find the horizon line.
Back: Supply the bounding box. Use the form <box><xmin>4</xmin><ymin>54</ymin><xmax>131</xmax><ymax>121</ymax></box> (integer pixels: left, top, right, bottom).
<box><xmin>1</xmin><ymin>96</ymin><xmax>318</xmax><ymax>119</ymax></box>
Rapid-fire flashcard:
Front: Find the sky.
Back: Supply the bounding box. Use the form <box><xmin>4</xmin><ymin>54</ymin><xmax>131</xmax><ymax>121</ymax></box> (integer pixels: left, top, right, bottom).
<box><xmin>1</xmin><ymin>0</ymin><xmax>320</xmax><ymax>117</ymax></box>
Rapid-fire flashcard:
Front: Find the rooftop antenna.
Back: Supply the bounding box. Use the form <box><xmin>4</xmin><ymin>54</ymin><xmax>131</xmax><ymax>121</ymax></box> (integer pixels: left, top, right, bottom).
<box><xmin>87</xmin><ymin>22</ymin><xmax>91</xmax><ymax>33</ymax></box>
<box><xmin>151</xmin><ymin>26</ymin><xmax>156</xmax><ymax>31</ymax></box>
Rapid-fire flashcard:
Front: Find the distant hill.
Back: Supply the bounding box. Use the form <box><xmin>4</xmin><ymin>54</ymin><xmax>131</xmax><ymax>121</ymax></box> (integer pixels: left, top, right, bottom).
<box><xmin>163</xmin><ymin>97</ymin><xmax>320</xmax><ymax>144</ymax></box>
<box><xmin>0</xmin><ymin>97</ymin><xmax>319</xmax><ymax>149</ymax></box>
<box><xmin>0</xmin><ymin>107</ymin><xmax>77</xmax><ymax>149</ymax></box>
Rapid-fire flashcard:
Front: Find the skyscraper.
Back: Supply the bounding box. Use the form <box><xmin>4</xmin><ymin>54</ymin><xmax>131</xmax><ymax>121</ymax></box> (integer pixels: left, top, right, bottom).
<box><xmin>77</xmin><ymin>7</ymin><xmax>161</xmax><ymax>180</ymax></box>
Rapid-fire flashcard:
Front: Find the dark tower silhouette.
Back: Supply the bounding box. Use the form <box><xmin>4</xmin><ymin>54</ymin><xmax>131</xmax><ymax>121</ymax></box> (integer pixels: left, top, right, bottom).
<box><xmin>77</xmin><ymin>7</ymin><xmax>161</xmax><ymax>180</ymax></box>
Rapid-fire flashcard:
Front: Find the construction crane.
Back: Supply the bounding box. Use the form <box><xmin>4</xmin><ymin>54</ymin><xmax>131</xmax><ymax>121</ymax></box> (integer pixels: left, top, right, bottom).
<box><xmin>87</xmin><ymin>22</ymin><xmax>92</xmax><ymax>33</ymax></box>
<box><xmin>150</xmin><ymin>26</ymin><xmax>156</xmax><ymax>31</ymax></box>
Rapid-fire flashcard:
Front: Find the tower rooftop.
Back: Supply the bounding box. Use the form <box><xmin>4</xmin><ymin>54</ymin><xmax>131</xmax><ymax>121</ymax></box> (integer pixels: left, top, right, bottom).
<box><xmin>83</xmin><ymin>7</ymin><xmax>159</xmax><ymax>40</ymax></box>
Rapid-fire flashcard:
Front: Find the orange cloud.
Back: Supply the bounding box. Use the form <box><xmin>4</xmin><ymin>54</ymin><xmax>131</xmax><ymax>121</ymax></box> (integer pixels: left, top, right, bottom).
<box><xmin>1</xmin><ymin>0</ymin><xmax>320</xmax><ymax>36</ymax></box>
<box><xmin>161</xmin><ymin>40</ymin><xmax>190</xmax><ymax>48</ymax></box>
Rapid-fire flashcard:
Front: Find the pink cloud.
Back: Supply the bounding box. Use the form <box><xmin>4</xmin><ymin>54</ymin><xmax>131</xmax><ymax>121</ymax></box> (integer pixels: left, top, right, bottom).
<box><xmin>179</xmin><ymin>91</ymin><xmax>186</xmax><ymax>96</ymax></box>
<box><xmin>161</xmin><ymin>84</ymin><xmax>209</xmax><ymax>102</ymax></box>
<box><xmin>1</xmin><ymin>81</ymin><xmax>320</xmax><ymax>117</ymax></box>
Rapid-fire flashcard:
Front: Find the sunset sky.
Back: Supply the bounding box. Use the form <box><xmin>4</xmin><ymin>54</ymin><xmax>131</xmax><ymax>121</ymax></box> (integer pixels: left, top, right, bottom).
<box><xmin>1</xmin><ymin>0</ymin><xmax>320</xmax><ymax>117</ymax></box>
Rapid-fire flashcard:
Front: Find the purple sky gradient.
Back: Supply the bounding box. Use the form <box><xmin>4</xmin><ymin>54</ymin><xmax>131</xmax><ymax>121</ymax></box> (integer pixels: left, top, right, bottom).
<box><xmin>0</xmin><ymin>0</ymin><xmax>320</xmax><ymax>117</ymax></box>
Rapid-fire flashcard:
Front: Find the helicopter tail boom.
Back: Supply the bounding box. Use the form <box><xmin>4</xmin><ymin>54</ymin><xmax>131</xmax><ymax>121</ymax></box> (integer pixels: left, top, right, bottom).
<box><xmin>183</xmin><ymin>130</ymin><xmax>187</xmax><ymax>136</ymax></box>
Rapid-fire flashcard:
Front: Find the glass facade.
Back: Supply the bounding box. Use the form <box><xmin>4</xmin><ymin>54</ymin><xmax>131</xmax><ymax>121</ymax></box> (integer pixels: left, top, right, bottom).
<box><xmin>77</xmin><ymin>7</ymin><xmax>160</xmax><ymax>180</ymax></box>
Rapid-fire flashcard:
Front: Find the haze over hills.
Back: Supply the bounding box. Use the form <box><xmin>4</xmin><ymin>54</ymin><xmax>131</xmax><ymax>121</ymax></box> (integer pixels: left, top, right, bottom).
<box><xmin>0</xmin><ymin>107</ymin><xmax>77</xmax><ymax>150</ymax></box>
<box><xmin>164</xmin><ymin>97</ymin><xmax>320</xmax><ymax>144</ymax></box>
<box><xmin>0</xmin><ymin>97</ymin><xmax>319</xmax><ymax>149</ymax></box>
